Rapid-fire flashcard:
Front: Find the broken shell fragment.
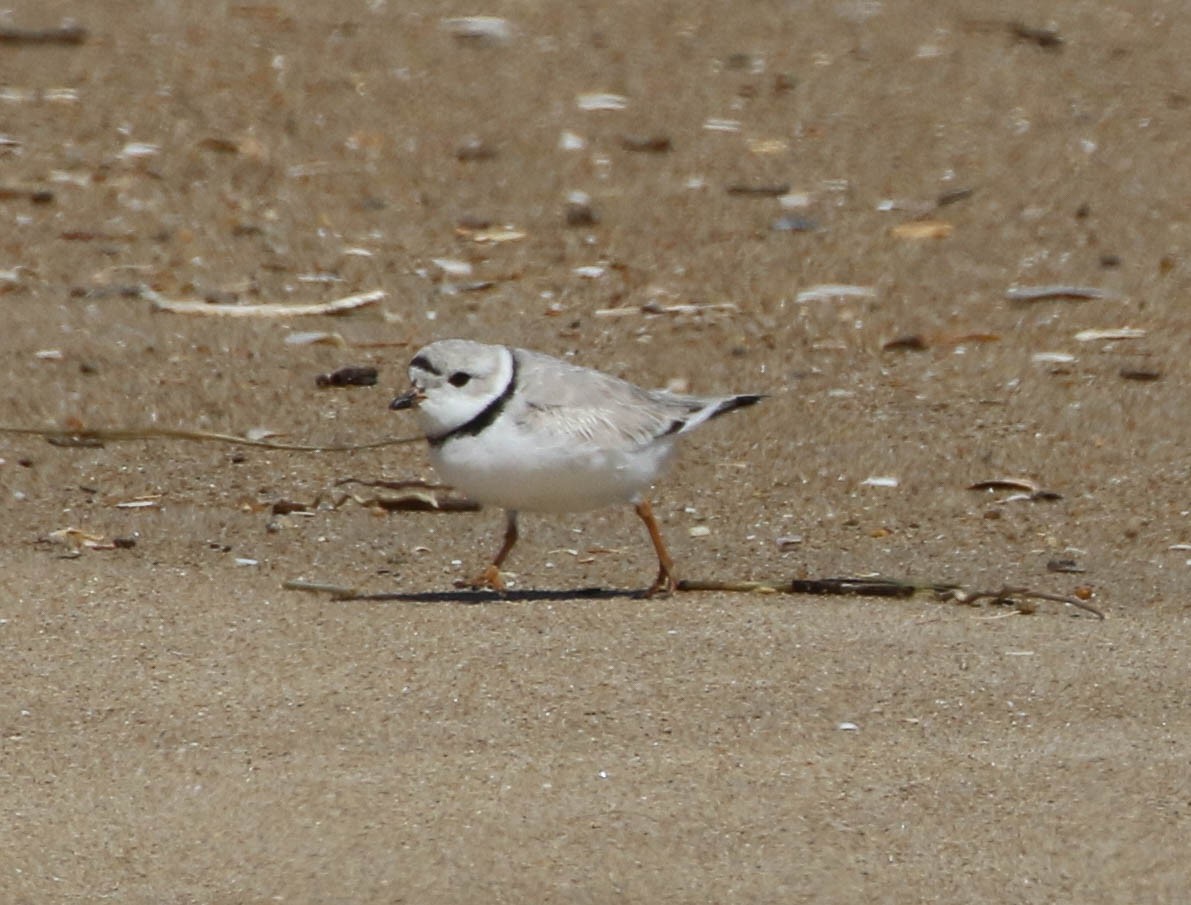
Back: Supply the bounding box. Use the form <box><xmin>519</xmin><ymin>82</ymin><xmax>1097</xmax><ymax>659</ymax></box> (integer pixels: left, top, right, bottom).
<box><xmin>430</xmin><ymin>257</ymin><xmax>473</xmax><ymax>277</ymax></box>
<box><xmin>285</xmin><ymin>331</ymin><xmax>346</xmax><ymax>347</ymax></box>
<box><xmin>770</xmin><ymin>214</ymin><xmax>817</xmax><ymax>233</ymax></box>
<box><xmin>702</xmin><ymin>118</ymin><xmax>742</xmax><ymax>133</ymax></box>
<box><xmin>746</xmin><ymin>137</ymin><xmax>789</xmax><ymax>155</ymax></box>
<box><xmin>891</xmin><ymin>219</ymin><xmax>953</xmax><ymax>240</ymax></box>
<box><xmin>576</xmin><ymin>93</ymin><xmax>627</xmax><ymax>112</ymax></box>
<box><xmin>114</xmin><ymin>496</ymin><xmax>162</xmax><ymax>509</ymax></box>
<box><xmin>968</xmin><ymin>478</ymin><xmax>1039</xmax><ymax>493</ymax></box>
<box><xmin>1032</xmin><ymin>351</ymin><xmax>1076</xmax><ymax>364</ymax></box>
<box><xmin>441</xmin><ymin>17</ymin><xmax>514</xmax><ymax>45</ymax></box>
<box><xmin>968</xmin><ymin>478</ymin><xmax>1062</xmax><ymax>502</ymax></box>
<box><xmin>1006</xmin><ymin>285</ymin><xmax>1118</xmax><ymax>302</ymax></box>
<box><xmin>460</xmin><ymin>225</ymin><xmax>526</xmax><ymax>244</ymax></box>
<box><xmin>558</xmin><ymin>131</ymin><xmax>586</xmax><ymax>151</ymax></box>
<box><xmin>118</xmin><ymin>142</ymin><xmax>160</xmax><ymax>160</ymax></box>
<box><xmin>794</xmin><ymin>284</ymin><xmax>877</xmax><ymax>304</ymax></box>
<box><xmin>1074</xmin><ymin>327</ymin><xmax>1146</xmax><ymax>342</ymax></box>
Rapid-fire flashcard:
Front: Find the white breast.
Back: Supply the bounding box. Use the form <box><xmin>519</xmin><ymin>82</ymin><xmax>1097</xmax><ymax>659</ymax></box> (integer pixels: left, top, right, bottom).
<box><xmin>430</xmin><ymin>417</ymin><xmax>677</xmax><ymax>512</ymax></box>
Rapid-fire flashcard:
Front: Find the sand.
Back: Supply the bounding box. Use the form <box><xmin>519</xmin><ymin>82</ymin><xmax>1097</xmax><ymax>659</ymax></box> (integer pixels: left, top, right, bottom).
<box><xmin>2</xmin><ymin>1</ymin><xmax>1188</xmax><ymax>901</ymax></box>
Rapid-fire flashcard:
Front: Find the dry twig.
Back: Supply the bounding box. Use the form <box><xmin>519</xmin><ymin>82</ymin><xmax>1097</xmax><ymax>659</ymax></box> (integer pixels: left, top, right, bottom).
<box><xmin>677</xmin><ymin>576</ymin><xmax>1105</xmax><ymax>619</ymax></box>
<box><xmin>148</xmin><ymin>289</ymin><xmax>385</xmax><ymax>317</ymax></box>
<box><xmin>0</xmin><ymin>424</ymin><xmax>419</xmax><ymax>451</ymax></box>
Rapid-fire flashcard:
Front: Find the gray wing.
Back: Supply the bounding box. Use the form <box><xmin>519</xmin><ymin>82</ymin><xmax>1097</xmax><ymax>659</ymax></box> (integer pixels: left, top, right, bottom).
<box><xmin>510</xmin><ymin>348</ymin><xmax>717</xmax><ymax>451</ymax></box>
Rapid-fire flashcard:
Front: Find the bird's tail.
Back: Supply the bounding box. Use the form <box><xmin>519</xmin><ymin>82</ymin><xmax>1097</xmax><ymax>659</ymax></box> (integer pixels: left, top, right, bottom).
<box><xmin>679</xmin><ymin>393</ymin><xmax>764</xmax><ymax>433</ymax></box>
<box><xmin>711</xmin><ymin>394</ymin><xmax>765</xmax><ymax>418</ymax></box>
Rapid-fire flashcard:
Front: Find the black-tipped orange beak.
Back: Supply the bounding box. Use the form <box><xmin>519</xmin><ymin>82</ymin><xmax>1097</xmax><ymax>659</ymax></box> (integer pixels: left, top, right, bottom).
<box><xmin>389</xmin><ymin>387</ymin><xmax>424</xmax><ymax>411</ymax></box>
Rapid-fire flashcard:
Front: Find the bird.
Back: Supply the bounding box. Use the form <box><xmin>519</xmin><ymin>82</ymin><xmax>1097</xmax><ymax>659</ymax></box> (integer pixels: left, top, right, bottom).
<box><xmin>389</xmin><ymin>339</ymin><xmax>763</xmax><ymax>595</ymax></box>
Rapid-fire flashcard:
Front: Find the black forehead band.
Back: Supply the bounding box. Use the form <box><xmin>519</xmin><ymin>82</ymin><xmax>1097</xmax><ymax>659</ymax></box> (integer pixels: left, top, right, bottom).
<box><xmin>410</xmin><ymin>354</ymin><xmax>442</xmax><ymax>376</ymax></box>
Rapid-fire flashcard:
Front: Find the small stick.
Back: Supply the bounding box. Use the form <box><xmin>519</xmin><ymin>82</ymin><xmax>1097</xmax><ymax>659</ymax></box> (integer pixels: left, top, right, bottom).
<box><xmin>0</xmin><ymin>424</ymin><xmax>420</xmax><ymax>451</ymax></box>
<box><xmin>1005</xmin><ymin>285</ymin><xmax>1117</xmax><ymax>302</ymax></box>
<box><xmin>149</xmin><ymin>288</ymin><xmax>385</xmax><ymax>317</ymax></box>
<box><xmin>677</xmin><ymin>577</ymin><xmax>1105</xmax><ymax>620</ymax></box>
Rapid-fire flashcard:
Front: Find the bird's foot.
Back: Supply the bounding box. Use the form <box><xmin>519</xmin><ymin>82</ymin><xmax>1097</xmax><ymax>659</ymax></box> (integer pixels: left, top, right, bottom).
<box><xmin>643</xmin><ymin>565</ymin><xmax>677</xmax><ymax>598</ymax></box>
<box><xmin>455</xmin><ymin>564</ymin><xmax>507</xmax><ymax>593</ymax></box>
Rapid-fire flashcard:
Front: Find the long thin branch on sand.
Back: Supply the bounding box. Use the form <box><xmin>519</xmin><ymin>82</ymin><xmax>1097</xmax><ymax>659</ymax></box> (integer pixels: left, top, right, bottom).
<box><xmin>0</xmin><ymin>425</ymin><xmax>419</xmax><ymax>451</ymax></box>
<box><xmin>677</xmin><ymin>577</ymin><xmax>1105</xmax><ymax>620</ymax></box>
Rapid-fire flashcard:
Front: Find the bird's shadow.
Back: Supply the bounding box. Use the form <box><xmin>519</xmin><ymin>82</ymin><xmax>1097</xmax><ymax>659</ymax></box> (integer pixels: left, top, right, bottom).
<box><xmin>341</xmin><ymin>586</ymin><xmax>645</xmax><ymax>605</ymax></box>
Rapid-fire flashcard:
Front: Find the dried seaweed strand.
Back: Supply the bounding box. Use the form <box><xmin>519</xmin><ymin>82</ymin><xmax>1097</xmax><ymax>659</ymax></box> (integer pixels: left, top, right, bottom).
<box><xmin>0</xmin><ymin>425</ymin><xmax>420</xmax><ymax>452</ymax></box>
<box><xmin>677</xmin><ymin>577</ymin><xmax>1105</xmax><ymax>620</ymax></box>
<box><xmin>939</xmin><ymin>585</ymin><xmax>1104</xmax><ymax>620</ymax></box>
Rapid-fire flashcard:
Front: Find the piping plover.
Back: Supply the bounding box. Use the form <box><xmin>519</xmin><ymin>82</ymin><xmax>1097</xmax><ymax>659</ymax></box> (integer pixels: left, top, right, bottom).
<box><xmin>390</xmin><ymin>339</ymin><xmax>762</xmax><ymax>595</ymax></box>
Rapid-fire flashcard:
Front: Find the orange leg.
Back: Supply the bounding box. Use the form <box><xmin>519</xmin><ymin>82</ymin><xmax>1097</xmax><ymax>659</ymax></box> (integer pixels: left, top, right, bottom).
<box><xmin>635</xmin><ymin>499</ymin><xmax>678</xmax><ymax>596</ymax></box>
<box><xmin>467</xmin><ymin>510</ymin><xmax>518</xmax><ymax>591</ymax></box>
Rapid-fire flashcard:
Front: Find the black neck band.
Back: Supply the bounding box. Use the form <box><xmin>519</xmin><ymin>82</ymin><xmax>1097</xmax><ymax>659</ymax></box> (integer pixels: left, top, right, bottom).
<box><xmin>428</xmin><ymin>352</ymin><xmax>518</xmax><ymax>447</ymax></box>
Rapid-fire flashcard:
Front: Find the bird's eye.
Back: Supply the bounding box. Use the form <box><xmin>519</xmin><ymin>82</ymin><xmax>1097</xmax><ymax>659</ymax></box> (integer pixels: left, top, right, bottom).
<box><xmin>448</xmin><ymin>371</ymin><xmax>472</xmax><ymax>387</ymax></box>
